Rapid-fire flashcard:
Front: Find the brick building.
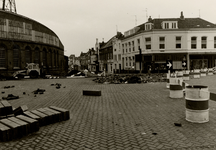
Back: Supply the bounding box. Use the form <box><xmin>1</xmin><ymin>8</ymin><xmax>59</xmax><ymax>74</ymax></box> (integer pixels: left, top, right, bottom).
<box><xmin>0</xmin><ymin>10</ymin><xmax>67</xmax><ymax>77</ymax></box>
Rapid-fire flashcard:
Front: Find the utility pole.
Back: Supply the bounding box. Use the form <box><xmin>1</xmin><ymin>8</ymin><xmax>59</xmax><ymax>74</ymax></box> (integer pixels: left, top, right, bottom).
<box><xmin>2</xmin><ymin>0</ymin><xmax>17</xmax><ymax>13</ymax></box>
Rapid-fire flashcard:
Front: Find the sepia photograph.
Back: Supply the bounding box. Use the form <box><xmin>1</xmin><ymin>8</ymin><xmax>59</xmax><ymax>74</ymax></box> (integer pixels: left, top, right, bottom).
<box><xmin>1</xmin><ymin>0</ymin><xmax>216</xmax><ymax>149</ymax></box>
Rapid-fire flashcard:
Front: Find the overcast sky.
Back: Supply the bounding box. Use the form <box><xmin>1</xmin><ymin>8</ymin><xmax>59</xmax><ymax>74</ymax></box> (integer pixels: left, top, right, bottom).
<box><xmin>16</xmin><ymin>0</ymin><xmax>216</xmax><ymax>57</ymax></box>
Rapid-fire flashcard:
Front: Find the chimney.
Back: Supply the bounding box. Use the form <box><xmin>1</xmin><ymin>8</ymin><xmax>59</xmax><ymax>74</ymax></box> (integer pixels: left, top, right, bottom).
<box><xmin>148</xmin><ymin>16</ymin><xmax>152</xmax><ymax>22</ymax></box>
<box><xmin>180</xmin><ymin>11</ymin><xmax>184</xmax><ymax>20</ymax></box>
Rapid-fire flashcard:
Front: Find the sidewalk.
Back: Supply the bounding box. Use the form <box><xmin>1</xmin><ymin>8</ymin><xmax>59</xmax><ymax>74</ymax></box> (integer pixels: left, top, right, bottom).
<box><xmin>0</xmin><ymin>77</ymin><xmax>216</xmax><ymax>149</ymax></box>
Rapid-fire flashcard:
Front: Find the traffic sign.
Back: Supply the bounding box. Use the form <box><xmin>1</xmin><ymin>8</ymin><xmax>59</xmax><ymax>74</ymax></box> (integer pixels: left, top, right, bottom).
<box><xmin>166</xmin><ymin>60</ymin><xmax>173</xmax><ymax>70</ymax></box>
<box><xmin>182</xmin><ymin>60</ymin><xmax>187</xmax><ymax>68</ymax></box>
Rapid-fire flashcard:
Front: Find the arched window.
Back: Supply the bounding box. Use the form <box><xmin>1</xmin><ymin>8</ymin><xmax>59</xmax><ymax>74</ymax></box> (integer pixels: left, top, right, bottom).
<box><xmin>49</xmin><ymin>49</ymin><xmax>52</xmax><ymax>68</ymax></box>
<box><xmin>57</xmin><ymin>51</ymin><xmax>59</xmax><ymax>68</ymax></box>
<box><xmin>0</xmin><ymin>46</ymin><xmax>6</xmax><ymax>68</ymax></box>
<box><xmin>13</xmin><ymin>46</ymin><xmax>20</xmax><ymax>68</ymax></box>
<box><xmin>34</xmin><ymin>47</ymin><xmax>40</xmax><ymax>64</ymax></box>
<box><xmin>25</xmin><ymin>46</ymin><xmax>31</xmax><ymax>64</ymax></box>
<box><xmin>42</xmin><ymin>49</ymin><xmax>47</xmax><ymax>67</ymax></box>
<box><xmin>54</xmin><ymin>50</ymin><xmax>56</xmax><ymax>67</ymax></box>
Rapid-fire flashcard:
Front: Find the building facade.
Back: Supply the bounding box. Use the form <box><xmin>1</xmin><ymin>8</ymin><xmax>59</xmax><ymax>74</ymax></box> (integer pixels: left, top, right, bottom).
<box><xmin>112</xmin><ymin>32</ymin><xmax>124</xmax><ymax>73</ymax></box>
<box><xmin>120</xmin><ymin>12</ymin><xmax>216</xmax><ymax>73</ymax></box>
<box><xmin>88</xmin><ymin>48</ymin><xmax>98</xmax><ymax>72</ymax></box>
<box><xmin>99</xmin><ymin>37</ymin><xmax>115</xmax><ymax>74</ymax></box>
<box><xmin>0</xmin><ymin>10</ymin><xmax>67</xmax><ymax>77</ymax></box>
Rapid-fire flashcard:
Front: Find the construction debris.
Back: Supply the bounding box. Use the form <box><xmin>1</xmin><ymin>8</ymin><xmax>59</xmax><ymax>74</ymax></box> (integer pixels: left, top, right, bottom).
<box><xmin>32</xmin><ymin>88</ymin><xmax>46</xmax><ymax>94</ymax></box>
<box><xmin>3</xmin><ymin>86</ymin><xmax>15</xmax><ymax>89</ymax></box>
<box><xmin>2</xmin><ymin>94</ymin><xmax>19</xmax><ymax>100</ymax></box>
<box><xmin>93</xmin><ymin>73</ymin><xmax>167</xmax><ymax>84</ymax></box>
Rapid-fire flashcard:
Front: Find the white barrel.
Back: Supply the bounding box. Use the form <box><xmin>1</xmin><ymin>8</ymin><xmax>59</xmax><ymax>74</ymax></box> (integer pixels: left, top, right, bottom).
<box><xmin>193</xmin><ymin>69</ymin><xmax>200</xmax><ymax>79</ymax></box>
<box><xmin>207</xmin><ymin>68</ymin><xmax>213</xmax><ymax>75</ymax></box>
<box><xmin>176</xmin><ymin>71</ymin><xmax>183</xmax><ymax>79</ymax></box>
<box><xmin>166</xmin><ymin>73</ymin><xmax>170</xmax><ymax>88</ymax></box>
<box><xmin>183</xmin><ymin>70</ymin><xmax>190</xmax><ymax>81</ymax></box>
<box><xmin>200</xmin><ymin>69</ymin><xmax>206</xmax><ymax>77</ymax></box>
<box><xmin>169</xmin><ymin>84</ymin><xmax>183</xmax><ymax>98</ymax></box>
<box><xmin>185</xmin><ymin>85</ymin><xmax>209</xmax><ymax>123</ymax></box>
<box><xmin>189</xmin><ymin>70</ymin><xmax>194</xmax><ymax>79</ymax></box>
<box><xmin>169</xmin><ymin>77</ymin><xmax>179</xmax><ymax>84</ymax></box>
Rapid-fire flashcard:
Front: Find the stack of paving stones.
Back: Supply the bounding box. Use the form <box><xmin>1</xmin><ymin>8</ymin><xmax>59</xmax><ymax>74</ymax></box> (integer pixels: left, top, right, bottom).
<box><xmin>0</xmin><ymin>100</ymin><xmax>70</xmax><ymax>142</ymax></box>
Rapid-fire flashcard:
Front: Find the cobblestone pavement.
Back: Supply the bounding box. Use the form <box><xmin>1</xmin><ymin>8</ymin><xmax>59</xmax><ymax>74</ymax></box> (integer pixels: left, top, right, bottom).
<box><xmin>0</xmin><ymin>76</ymin><xmax>216</xmax><ymax>149</ymax></box>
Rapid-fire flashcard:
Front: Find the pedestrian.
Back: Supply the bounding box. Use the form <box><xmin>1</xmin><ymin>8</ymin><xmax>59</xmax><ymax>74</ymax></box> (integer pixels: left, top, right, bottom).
<box><xmin>148</xmin><ymin>66</ymin><xmax>151</xmax><ymax>75</ymax></box>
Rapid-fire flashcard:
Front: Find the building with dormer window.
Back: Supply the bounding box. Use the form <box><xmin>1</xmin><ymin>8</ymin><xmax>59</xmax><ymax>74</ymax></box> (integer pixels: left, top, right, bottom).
<box><xmin>119</xmin><ymin>11</ymin><xmax>216</xmax><ymax>73</ymax></box>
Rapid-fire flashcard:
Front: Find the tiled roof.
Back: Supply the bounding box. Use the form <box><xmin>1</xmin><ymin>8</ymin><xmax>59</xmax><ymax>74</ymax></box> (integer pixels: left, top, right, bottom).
<box><xmin>122</xmin><ymin>17</ymin><xmax>216</xmax><ymax>40</ymax></box>
<box><xmin>100</xmin><ymin>36</ymin><xmax>116</xmax><ymax>49</ymax></box>
<box><xmin>153</xmin><ymin>18</ymin><xmax>216</xmax><ymax>29</ymax></box>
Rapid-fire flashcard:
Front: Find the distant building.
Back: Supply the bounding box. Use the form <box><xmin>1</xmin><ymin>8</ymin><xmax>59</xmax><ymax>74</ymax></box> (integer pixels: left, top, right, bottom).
<box><xmin>68</xmin><ymin>54</ymin><xmax>75</xmax><ymax>70</ymax></box>
<box><xmin>0</xmin><ymin>10</ymin><xmax>67</xmax><ymax>77</ymax></box>
<box><xmin>88</xmin><ymin>48</ymin><xmax>98</xmax><ymax>72</ymax></box>
<box><xmin>79</xmin><ymin>52</ymin><xmax>89</xmax><ymax>70</ymax></box>
<box><xmin>112</xmin><ymin>32</ymin><xmax>124</xmax><ymax>73</ymax></box>
<box><xmin>99</xmin><ymin>37</ymin><xmax>116</xmax><ymax>74</ymax></box>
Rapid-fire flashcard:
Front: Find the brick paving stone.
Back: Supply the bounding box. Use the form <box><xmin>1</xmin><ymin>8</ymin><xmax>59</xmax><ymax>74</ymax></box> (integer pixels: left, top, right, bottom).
<box><xmin>2</xmin><ymin>78</ymin><xmax>216</xmax><ymax>149</ymax></box>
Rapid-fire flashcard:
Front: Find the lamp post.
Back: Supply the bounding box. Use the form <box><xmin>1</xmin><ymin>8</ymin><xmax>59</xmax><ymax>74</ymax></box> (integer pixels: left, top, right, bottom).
<box><xmin>139</xmin><ymin>46</ymin><xmax>142</xmax><ymax>74</ymax></box>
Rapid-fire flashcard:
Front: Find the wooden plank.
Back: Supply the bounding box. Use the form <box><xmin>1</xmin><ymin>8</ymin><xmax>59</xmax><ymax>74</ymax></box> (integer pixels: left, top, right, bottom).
<box><xmin>210</xmin><ymin>92</ymin><xmax>216</xmax><ymax>101</ymax></box>
<box><xmin>0</xmin><ymin>118</ymin><xmax>21</xmax><ymax>139</ymax></box>
<box><xmin>49</xmin><ymin>106</ymin><xmax>70</xmax><ymax>121</ymax></box>
<box><xmin>23</xmin><ymin>111</ymin><xmax>42</xmax><ymax>126</ymax></box>
<box><xmin>0</xmin><ymin>103</ymin><xmax>5</xmax><ymax>116</ymax></box>
<box><xmin>8</xmin><ymin>117</ymin><xmax>29</xmax><ymax>136</ymax></box>
<box><xmin>83</xmin><ymin>90</ymin><xmax>101</xmax><ymax>96</ymax></box>
<box><xmin>37</xmin><ymin>108</ymin><xmax>55</xmax><ymax>124</ymax></box>
<box><xmin>0</xmin><ymin>122</ymin><xmax>12</xmax><ymax>141</ymax></box>
<box><xmin>30</xmin><ymin>110</ymin><xmax>49</xmax><ymax>126</ymax></box>
<box><xmin>43</xmin><ymin>107</ymin><xmax>62</xmax><ymax>122</ymax></box>
<box><xmin>13</xmin><ymin>105</ymin><xmax>28</xmax><ymax>116</ymax></box>
<box><xmin>1</xmin><ymin>100</ymin><xmax>13</xmax><ymax>116</ymax></box>
<box><xmin>16</xmin><ymin>115</ymin><xmax>39</xmax><ymax>133</ymax></box>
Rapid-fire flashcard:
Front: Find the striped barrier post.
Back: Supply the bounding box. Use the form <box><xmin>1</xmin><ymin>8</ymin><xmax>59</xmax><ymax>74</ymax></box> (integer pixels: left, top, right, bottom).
<box><xmin>176</xmin><ymin>71</ymin><xmax>183</xmax><ymax>79</ymax></box>
<box><xmin>189</xmin><ymin>70</ymin><xmax>194</xmax><ymax>79</ymax></box>
<box><xmin>183</xmin><ymin>70</ymin><xmax>190</xmax><ymax>81</ymax></box>
<box><xmin>207</xmin><ymin>68</ymin><xmax>213</xmax><ymax>75</ymax></box>
<box><xmin>185</xmin><ymin>85</ymin><xmax>209</xmax><ymax>123</ymax></box>
<box><xmin>200</xmin><ymin>69</ymin><xmax>206</xmax><ymax>77</ymax></box>
<box><xmin>193</xmin><ymin>69</ymin><xmax>200</xmax><ymax>79</ymax></box>
<box><xmin>169</xmin><ymin>78</ymin><xmax>183</xmax><ymax>98</ymax></box>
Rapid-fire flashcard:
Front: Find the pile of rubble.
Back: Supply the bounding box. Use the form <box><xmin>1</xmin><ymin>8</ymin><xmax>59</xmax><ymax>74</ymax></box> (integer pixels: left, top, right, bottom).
<box><xmin>92</xmin><ymin>73</ymin><xmax>167</xmax><ymax>84</ymax></box>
